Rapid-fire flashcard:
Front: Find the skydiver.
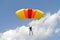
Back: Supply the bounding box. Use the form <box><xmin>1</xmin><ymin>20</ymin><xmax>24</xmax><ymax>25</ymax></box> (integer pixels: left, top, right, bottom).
<box><xmin>29</xmin><ymin>26</ymin><xmax>33</xmax><ymax>35</ymax></box>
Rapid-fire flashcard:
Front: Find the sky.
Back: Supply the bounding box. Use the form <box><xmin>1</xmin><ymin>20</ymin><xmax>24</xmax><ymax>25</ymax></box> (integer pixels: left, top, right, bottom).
<box><xmin>0</xmin><ymin>0</ymin><xmax>60</xmax><ymax>40</ymax></box>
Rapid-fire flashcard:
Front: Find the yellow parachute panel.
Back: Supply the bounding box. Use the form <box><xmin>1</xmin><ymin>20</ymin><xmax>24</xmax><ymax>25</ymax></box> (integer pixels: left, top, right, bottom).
<box><xmin>16</xmin><ymin>9</ymin><xmax>25</xmax><ymax>19</ymax></box>
<box><xmin>35</xmin><ymin>9</ymin><xmax>44</xmax><ymax>20</ymax></box>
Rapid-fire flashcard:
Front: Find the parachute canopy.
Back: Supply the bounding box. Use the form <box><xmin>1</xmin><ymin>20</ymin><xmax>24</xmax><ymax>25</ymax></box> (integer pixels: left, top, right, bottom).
<box><xmin>16</xmin><ymin>8</ymin><xmax>44</xmax><ymax>20</ymax></box>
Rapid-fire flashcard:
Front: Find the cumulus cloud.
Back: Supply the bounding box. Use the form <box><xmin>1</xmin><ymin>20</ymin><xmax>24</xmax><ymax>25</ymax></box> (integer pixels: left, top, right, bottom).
<box><xmin>0</xmin><ymin>10</ymin><xmax>60</xmax><ymax>40</ymax></box>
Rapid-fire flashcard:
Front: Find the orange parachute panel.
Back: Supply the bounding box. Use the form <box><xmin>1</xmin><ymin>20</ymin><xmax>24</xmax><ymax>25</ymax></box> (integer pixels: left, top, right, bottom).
<box><xmin>31</xmin><ymin>9</ymin><xmax>36</xmax><ymax>18</ymax></box>
<box><xmin>24</xmin><ymin>9</ymin><xmax>28</xmax><ymax>18</ymax></box>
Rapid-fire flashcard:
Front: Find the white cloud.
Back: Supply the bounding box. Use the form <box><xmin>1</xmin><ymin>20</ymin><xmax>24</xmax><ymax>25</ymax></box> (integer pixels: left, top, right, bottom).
<box><xmin>0</xmin><ymin>10</ymin><xmax>60</xmax><ymax>40</ymax></box>
<box><xmin>55</xmin><ymin>28</ymin><xmax>60</xmax><ymax>33</ymax></box>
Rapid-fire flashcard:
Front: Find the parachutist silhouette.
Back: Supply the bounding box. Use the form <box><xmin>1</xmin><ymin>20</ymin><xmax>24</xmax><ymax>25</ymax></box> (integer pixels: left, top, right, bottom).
<box><xmin>29</xmin><ymin>26</ymin><xmax>33</xmax><ymax>35</ymax></box>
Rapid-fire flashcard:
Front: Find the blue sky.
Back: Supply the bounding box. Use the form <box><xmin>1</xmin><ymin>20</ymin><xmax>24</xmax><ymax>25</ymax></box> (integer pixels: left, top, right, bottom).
<box><xmin>0</xmin><ymin>0</ymin><xmax>60</xmax><ymax>40</ymax></box>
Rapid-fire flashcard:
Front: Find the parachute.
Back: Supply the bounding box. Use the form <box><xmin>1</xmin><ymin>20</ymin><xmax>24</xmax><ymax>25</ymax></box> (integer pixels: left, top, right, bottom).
<box><xmin>16</xmin><ymin>8</ymin><xmax>44</xmax><ymax>20</ymax></box>
<box><xmin>16</xmin><ymin>8</ymin><xmax>45</xmax><ymax>36</ymax></box>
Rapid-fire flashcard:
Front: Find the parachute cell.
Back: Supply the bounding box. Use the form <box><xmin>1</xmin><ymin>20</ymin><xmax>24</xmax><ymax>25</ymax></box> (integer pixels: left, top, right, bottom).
<box><xmin>35</xmin><ymin>9</ymin><xmax>44</xmax><ymax>20</ymax></box>
<box><xmin>16</xmin><ymin>9</ymin><xmax>25</xmax><ymax>19</ymax></box>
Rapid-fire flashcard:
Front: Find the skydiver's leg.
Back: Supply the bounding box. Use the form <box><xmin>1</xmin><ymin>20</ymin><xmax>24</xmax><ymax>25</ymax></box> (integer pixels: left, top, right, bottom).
<box><xmin>29</xmin><ymin>31</ymin><xmax>30</xmax><ymax>35</ymax></box>
<box><xmin>29</xmin><ymin>31</ymin><xmax>31</xmax><ymax>35</ymax></box>
<box><xmin>29</xmin><ymin>31</ymin><xmax>33</xmax><ymax>35</ymax></box>
<box><xmin>31</xmin><ymin>31</ymin><xmax>33</xmax><ymax>35</ymax></box>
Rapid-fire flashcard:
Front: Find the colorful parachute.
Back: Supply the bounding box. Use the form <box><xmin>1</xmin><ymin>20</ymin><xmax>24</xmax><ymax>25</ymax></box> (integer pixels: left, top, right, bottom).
<box><xmin>16</xmin><ymin>8</ymin><xmax>44</xmax><ymax>20</ymax></box>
